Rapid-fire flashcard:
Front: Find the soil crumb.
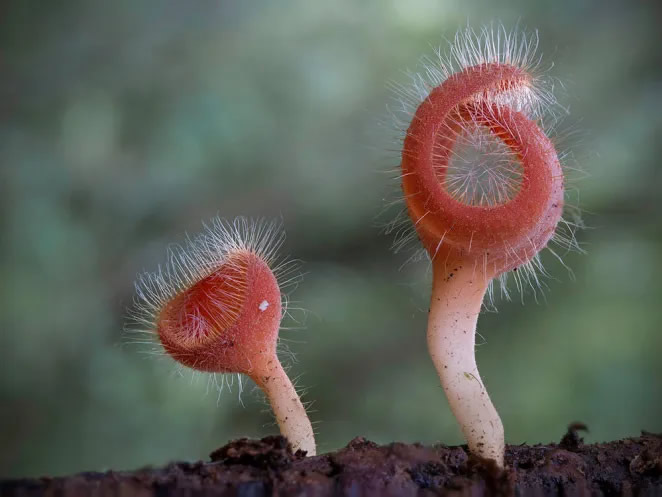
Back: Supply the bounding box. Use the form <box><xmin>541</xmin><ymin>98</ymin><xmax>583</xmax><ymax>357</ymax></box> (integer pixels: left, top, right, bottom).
<box><xmin>559</xmin><ymin>422</ymin><xmax>589</xmax><ymax>451</ymax></box>
<box><xmin>2</xmin><ymin>431</ymin><xmax>661</xmax><ymax>496</ymax></box>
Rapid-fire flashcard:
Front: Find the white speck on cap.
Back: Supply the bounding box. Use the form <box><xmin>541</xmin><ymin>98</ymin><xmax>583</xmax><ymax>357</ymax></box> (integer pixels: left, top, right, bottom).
<box><xmin>259</xmin><ymin>300</ymin><xmax>269</xmax><ymax>312</ymax></box>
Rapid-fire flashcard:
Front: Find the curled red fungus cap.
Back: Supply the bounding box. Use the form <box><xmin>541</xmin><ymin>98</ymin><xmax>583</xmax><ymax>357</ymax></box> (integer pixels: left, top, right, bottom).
<box><xmin>390</xmin><ymin>26</ymin><xmax>581</xmax><ymax>288</ymax></box>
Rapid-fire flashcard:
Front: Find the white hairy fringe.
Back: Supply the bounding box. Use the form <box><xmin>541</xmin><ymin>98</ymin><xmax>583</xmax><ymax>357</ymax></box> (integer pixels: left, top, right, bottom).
<box><xmin>382</xmin><ymin>24</ymin><xmax>584</xmax><ymax>305</ymax></box>
<box><xmin>125</xmin><ymin>217</ymin><xmax>304</xmax><ymax>397</ymax></box>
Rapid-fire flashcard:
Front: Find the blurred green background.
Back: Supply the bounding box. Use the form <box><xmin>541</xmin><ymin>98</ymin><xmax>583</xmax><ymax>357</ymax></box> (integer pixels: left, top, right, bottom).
<box><xmin>2</xmin><ymin>0</ymin><xmax>661</xmax><ymax>479</ymax></box>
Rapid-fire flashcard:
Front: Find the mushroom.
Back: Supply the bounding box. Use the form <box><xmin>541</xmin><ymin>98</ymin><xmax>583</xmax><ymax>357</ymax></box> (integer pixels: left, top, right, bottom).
<box><xmin>395</xmin><ymin>27</ymin><xmax>572</xmax><ymax>466</ymax></box>
<box><xmin>129</xmin><ymin>217</ymin><xmax>316</xmax><ymax>455</ymax></box>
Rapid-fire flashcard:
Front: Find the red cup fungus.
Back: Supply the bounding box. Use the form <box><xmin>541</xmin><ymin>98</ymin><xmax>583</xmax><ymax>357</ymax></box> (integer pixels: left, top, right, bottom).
<box><xmin>395</xmin><ymin>26</ymin><xmax>576</xmax><ymax>466</ymax></box>
<box><xmin>129</xmin><ymin>218</ymin><xmax>316</xmax><ymax>455</ymax></box>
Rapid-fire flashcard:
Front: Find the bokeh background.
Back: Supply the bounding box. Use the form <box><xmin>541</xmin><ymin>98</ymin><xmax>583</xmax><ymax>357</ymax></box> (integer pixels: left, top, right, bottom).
<box><xmin>2</xmin><ymin>0</ymin><xmax>661</xmax><ymax>478</ymax></box>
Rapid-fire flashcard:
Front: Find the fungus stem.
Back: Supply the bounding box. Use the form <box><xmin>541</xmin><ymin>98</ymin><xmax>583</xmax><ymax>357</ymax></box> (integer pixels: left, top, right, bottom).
<box><xmin>428</xmin><ymin>259</ymin><xmax>504</xmax><ymax>466</ymax></box>
<box><xmin>253</xmin><ymin>361</ymin><xmax>316</xmax><ymax>456</ymax></box>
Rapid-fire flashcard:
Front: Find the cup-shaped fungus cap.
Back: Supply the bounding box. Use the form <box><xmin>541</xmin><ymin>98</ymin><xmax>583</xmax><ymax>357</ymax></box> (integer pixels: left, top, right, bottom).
<box><xmin>130</xmin><ymin>218</ymin><xmax>293</xmax><ymax>378</ymax></box>
<box><xmin>157</xmin><ymin>250</ymin><xmax>282</xmax><ymax>375</ymax></box>
<box><xmin>401</xmin><ymin>57</ymin><xmax>564</xmax><ymax>279</ymax></box>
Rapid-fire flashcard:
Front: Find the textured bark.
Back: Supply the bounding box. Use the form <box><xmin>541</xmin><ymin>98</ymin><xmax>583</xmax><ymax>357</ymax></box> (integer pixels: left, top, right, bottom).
<box><xmin>3</xmin><ymin>428</ymin><xmax>661</xmax><ymax>496</ymax></box>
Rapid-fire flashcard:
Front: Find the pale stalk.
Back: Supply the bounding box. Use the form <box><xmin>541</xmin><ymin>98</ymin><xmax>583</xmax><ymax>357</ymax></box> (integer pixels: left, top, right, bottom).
<box><xmin>427</xmin><ymin>260</ymin><xmax>504</xmax><ymax>466</ymax></box>
<box><xmin>253</xmin><ymin>361</ymin><xmax>316</xmax><ymax>456</ymax></box>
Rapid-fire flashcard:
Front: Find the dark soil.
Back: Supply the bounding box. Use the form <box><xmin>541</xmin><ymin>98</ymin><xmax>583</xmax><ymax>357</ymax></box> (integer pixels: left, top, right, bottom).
<box><xmin>2</xmin><ymin>427</ymin><xmax>661</xmax><ymax>496</ymax></box>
